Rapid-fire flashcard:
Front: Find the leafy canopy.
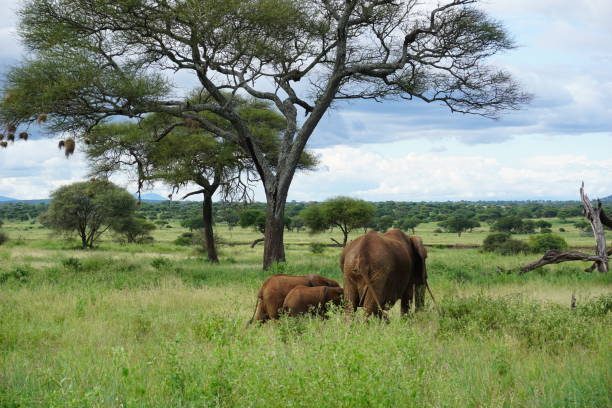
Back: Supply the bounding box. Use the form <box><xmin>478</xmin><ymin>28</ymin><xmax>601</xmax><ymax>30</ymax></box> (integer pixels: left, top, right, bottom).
<box><xmin>40</xmin><ymin>180</ymin><xmax>137</xmax><ymax>248</ymax></box>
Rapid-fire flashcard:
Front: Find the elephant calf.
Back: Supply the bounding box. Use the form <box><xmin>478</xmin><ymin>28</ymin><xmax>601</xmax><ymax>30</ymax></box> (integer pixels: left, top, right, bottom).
<box><xmin>283</xmin><ymin>285</ymin><xmax>344</xmax><ymax>317</ymax></box>
<box><xmin>250</xmin><ymin>274</ymin><xmax>340</xmax><ymax>323</ymax></box>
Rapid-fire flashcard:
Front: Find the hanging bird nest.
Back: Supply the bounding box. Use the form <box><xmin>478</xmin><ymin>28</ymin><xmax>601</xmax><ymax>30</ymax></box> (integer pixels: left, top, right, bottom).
<box><xmin>19</xmin><ymin>132</ymin><xmax>28</xmax><ymax>141</ymax></box>
<box><xmin>0</xmin><ymin>134</ymin><xmax>4</xmax><ymax>141</ymax></box>
<box><xmin>7</xmin><ymin>124</ymin><xmax>16</xmax><ymax>133</ymax></box>
<box><xmin>36</xmin><ymin>113</ymin><xmax>48</xmax><ymax>123</ymax></box>
<box><xmin>7</xmin><ymin>133</ymin><xmax>15</xmax><ymax>142</ymax></box>
<box><xmin>64</xmin><ymin>138</ymin><xmax>76</xmax><ymax>157</ymax></box>
<box><xmin>0</xmin><ymin>141</ymin><xmax>7</xmax><ymax>148</ymax></box>
<box><xmin>58</xmin><ymin>140</ymin><xmax>65</xmax><ymax>149</ymax></box>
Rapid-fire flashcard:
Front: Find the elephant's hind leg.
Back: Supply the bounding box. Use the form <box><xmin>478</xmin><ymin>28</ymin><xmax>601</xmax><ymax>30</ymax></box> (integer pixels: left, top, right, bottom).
<box><xmin>343</xmin><ymin>281</ymin><xmax>359</xmax><ymax>313</ymax></box>
<box><xmin>363</xmin><ymin>293</ymin><xmax>389</xmax><ymax>320</ymax></box>
<box><xmin>400</xmin><ymin>284</ymin><xmax>414</xmax><ymax>316</ymax></box>
<box><xmin>414</xmin><ymin>284</ymin><xmax>426</xmax><ymax>311</ymax></box>
<box><xmin>254</xmin><ymin>298</ymin><xmax>269</xmax><ymax>322</ymax></box>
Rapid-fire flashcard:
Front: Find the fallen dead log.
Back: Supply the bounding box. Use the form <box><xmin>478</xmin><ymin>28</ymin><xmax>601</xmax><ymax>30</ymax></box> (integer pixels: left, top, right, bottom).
<box><xmin>520</xmin><ymin>250</ymin><xmax>605</xmax><ymax>274</ymax></box>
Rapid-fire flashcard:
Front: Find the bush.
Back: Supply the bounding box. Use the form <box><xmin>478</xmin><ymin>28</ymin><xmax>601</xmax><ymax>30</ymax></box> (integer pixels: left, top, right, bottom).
<box><xmin>62</xmin><ymin>257</ymin><xmax>83</xmax><ymax>271</ymax></box>
<box><xmin>151</xmin><ymin>257</ymin><xmax>172</xmax><ymax>270</ymax></box>
<box><xmin>174</xmin><ymin>232</ymin><xmax>193</xmax><ymax>246</ymax></box>
<box><xmin>309</xmin><ymin>242</ymin><xmax>325</xmax><ymax>254</ymax></box>
<box><xmin>0</xmin><ymin>265</ymin><xmax>32</xmax><ymax>284</ymax></box>
<box><xmin>529</xmin><ymin>233</ymin><xmax>568</xmax><ymax>253</ymax></box>
<box><xmin>438</xmin><ymin>295</ymin><xmax>595</xmax><ymax>349</ymax></box>
<box><xmin>0</xmin><ymin>231</ymin><xmax>8</xmax><ymax>246</ymax></box>
<box><xmin>497</xmin><ymin>239</ymin><xmax>531</xmax><ymax>255</ymax></box>
<box><xmin>579</xmin><ymin>294</ymin><xmax>612</xmax><ymax>317</ymax></box>
<box><xmin>482</xmin><ymin>232</ymin><xmax>511</xmax><ymax>252</ymax></box>
<box><xmin>483</xmin><ymin>232</ymin><xmax>530</xmax><ymax>255</ymax></box>
<box><xmin>192</xmin><ymin>232</ymin><xmax>226</xmax><ymax>249</ymax></box>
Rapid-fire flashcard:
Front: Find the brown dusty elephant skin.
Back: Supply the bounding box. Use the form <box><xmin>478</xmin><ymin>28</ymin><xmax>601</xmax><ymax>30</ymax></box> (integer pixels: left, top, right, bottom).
<box><xmin>251</xmin><ymin>274</ymin><xmax>340</xmax><ymax>323</ymax></box>
<box><xmin>282</xmin><ymin>286</ymin><xmax>344</xmax><ymax>317</ymax></box>
<box><xmin>340</xmin><ymin>229</ymin><xmax>428</xmax><ymax>318</ymax></box>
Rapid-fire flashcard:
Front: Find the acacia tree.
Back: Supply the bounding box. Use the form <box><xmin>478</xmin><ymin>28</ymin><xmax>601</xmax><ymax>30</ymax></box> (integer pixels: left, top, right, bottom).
<box><xmin>87</xmin><ymin>100</ymin><xmax>315</xmax><ymax>263</ymax></box>
<box><xmin>0</xmin><ymin>0</ymin><xmax>530</xmax><ymax>268</ymax></box>
<box><xmin>40</xmin><ymin>180</ymin><xmax>136</xmax><ymax>248</ymax></box>
<box><xmin>302</xmin><ymin>197</ymin><xmax>375</xmax><ymax>246</ymax></box>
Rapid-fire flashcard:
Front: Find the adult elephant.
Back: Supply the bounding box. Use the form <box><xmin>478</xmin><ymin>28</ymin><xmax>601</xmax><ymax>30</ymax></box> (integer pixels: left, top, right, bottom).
<box><xmin>341</xmin><ymin>229</ymin><xmax>432</xmax><ymax>318</ymax></box>
<box><xmin>249</xmin><ymin>274</ymin><xmax>340</xmax><ymax>323</ymax></box>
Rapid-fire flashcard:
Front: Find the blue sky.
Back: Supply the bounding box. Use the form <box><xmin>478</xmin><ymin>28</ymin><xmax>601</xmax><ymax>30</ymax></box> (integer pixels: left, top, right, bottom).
<box><xmin>0</xmin><ymin>0</ymin><xmax>611</xmax><ymax>201</ymax></box>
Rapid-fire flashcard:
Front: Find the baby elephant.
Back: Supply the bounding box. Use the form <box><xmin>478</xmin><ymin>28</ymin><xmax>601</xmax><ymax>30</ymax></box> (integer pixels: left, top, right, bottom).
<box><xmin>283</xmin><ymin>285</ymin><xmax>344</xmax><ymax>317</ymax></box>
<box><xmin>251</xmin><ymin>274</ymin><xmax>340</xmax><ymax>323</ymax></box>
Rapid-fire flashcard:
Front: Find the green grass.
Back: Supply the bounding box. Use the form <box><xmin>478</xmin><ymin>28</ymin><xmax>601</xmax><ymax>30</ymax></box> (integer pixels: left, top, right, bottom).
<box><xmin>0</xmin><ymin>221</ymin><xmax>610</xmax><ymax>407</ymax></box>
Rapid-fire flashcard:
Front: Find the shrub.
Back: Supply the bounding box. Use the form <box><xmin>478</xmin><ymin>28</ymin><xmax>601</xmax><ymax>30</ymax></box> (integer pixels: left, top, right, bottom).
<box><xmin>174</xmin><ymin>232</ymin><xmax>193</xmax><ymax>246</ymax></box>
<box><xmin>62</xmin><ymin>257</ymin><xmax>83</xmax><ymax>271</ymax></box>
<box><xmin>0</xmin><ymin>231</ymin><xmax>8</xmax><ymax>245</ymax></box>
<box><xmin>0</xmin><ymin>265</ymin><xmax>32</xmax><ymax>284</ymax></box>
<box><xmin>438</xmin><ymin>295</ymin><xmax>595</xmax><ymax>349</ymax></box>
<box><xmin>558</xmin><ymin>227</ymin><xmax>566</xmax><ymax>232</ymax></box>
<box><xmin>482</xmin><ymin>232</ymin><xmax>511</xmax><ymax>252</ymax></box>
<box><xmin>309</xmin><ymin>242</ymin><xmax>325</xmax><ymax>254</ymax></box>
<box><xmin>192</xmin><ymin>232</ymin><xmax>226</xmax><ymax>249</ymax></box>
<box><xmin>529</xmin><ymin>233</ymin><xmax>568</xmax><ymax>253</ymax></box>
<box><xmin>497</xmin><ymin>239</ymin><xmax>531</xmax><ymax>255</ymax></box>
<box><xmin>579</xmin><ymin>294</ymin><xmax>612</xmax><ymax>317</ymax></box>
<box><xmin>151</xmin><ymin>257</ymin><xmax>172</xmax><ymax>270</ymax></box>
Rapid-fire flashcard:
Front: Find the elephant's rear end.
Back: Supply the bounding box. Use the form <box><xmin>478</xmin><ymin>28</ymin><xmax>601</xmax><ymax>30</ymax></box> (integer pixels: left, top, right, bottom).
<box><xmin>342</xmin><ymin>230</ymin><xmax>424</xmax><ymax>316</ymax></box>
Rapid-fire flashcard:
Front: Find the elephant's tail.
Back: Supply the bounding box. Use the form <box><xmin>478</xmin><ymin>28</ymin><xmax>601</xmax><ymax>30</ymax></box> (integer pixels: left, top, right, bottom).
<box><xmin>356</xmin><ymin>256</ymin><xmax>385</xmax><ymax>317</ymax></box>
<box><xmin>246</xmin><ymin>294</ymin><xmax>262</xmax><ymax>328</ymax></box>
<box><xmin>425</xmin><ymin>280</ymin><xmax>440</xmax><ymax>313</ymax></box>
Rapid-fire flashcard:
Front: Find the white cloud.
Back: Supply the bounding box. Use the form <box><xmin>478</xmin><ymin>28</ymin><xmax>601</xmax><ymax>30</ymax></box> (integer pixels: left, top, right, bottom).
<box><xmin>288</xmin><ymin>145</ymin><xmax>612</xmax><ymax>201</ymax></box>
<box><xmin>0</xmin><ymin>138</ymin><xmax>89</xmax><ymax>198</ymax></box>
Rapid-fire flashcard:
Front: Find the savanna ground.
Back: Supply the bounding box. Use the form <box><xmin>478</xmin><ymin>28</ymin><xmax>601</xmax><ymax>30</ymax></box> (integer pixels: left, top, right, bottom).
<box><xmin>1</xmin><ymin>219</ymin><xmax>611</xmax><ymax>407</ymax></box>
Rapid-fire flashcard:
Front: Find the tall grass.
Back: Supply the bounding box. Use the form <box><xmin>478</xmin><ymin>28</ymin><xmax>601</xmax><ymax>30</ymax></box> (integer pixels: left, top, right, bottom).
<box><xmin>0</xmin><ymin>225</ymin><xmax>610</xmax><ymax>407</ymax></box>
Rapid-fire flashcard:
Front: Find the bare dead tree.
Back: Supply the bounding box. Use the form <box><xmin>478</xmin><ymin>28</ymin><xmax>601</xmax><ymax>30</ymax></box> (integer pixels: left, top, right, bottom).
<box><xmin>520</xmin><ymin>183</ymin><xmax>608</xmax><ymax>274</ymax></box>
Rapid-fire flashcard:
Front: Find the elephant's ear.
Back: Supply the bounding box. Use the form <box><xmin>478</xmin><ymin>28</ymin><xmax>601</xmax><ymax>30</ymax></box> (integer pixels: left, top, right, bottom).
<box><xmin>409</xmin><ymin>236</ymin><xmax>427</xmax><ymax>261</ymax></box>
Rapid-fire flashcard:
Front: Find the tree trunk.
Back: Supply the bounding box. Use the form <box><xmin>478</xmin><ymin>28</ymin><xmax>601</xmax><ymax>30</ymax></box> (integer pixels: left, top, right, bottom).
<box><xmin>202</xmin><ymin>193</ymin><xmax>219</xmax><ymax>263</ymax></box>
<box><xmin>80</xmin><ymin>230</ymin><xmax>87</xmax><ymax>249</ymax></box>
<box><xmin>263</xmin><ymin>191</ymin><xmax>287</xmax><ymax>269</ymax></box>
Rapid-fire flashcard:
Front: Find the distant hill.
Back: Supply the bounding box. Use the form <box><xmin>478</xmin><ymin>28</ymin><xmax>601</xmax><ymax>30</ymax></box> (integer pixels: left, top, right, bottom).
<box><xmin>0</xmin><ymin>195</ymin><xmax>17</xmax><ymax>202</ymax></box>
<box><xmin>601</xmin><ymin>195</ymin><xmax>612</xmax><ymax>203</ymax></box>
<box><xmin>134</xmin><ymin>193</ymin><xmax>168</xmax><ymax>201</ymax></box>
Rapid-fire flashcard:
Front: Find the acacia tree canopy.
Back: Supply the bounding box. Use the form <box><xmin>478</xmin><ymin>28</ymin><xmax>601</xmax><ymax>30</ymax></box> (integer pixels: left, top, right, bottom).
<box><xmin>302</xmin><ymin>197</ymin><xmax>375</xmax><ymax>246</ymax></box>
<box><xmin>1</xmin><ymin>0</ymin><xmax>531</xmax><ymax>268</ymax></box>
<box><xmin>86</xmin><ymin>98</ymin><xmax>316</xmax><ymax>262</ymax></box>
<box><xmin>40</xmin><ymin>180</ymin><xmax>136</xmax><ymax>248</ymax></box>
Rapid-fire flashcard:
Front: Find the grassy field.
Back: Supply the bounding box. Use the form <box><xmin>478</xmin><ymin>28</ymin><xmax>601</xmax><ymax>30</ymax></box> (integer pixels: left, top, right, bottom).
<box><xmin>1</xmin><ymin>221</ymin><xmax>611</xmax><ymax>407</ymax></box>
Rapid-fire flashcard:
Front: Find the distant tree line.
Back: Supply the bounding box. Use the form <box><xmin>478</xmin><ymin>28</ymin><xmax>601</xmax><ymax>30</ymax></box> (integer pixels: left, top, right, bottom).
<box><xmin>2</xmin><ymin>199</ymin><xmax>610</xmax><ymax>242</ymax></box>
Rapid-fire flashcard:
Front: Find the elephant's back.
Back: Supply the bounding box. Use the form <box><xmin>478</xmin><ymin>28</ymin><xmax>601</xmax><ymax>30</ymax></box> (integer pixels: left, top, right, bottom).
<box><xmin>343</xmin><ymin>231</ymin><xmax>409</xmax><ymax>273</ymax></box>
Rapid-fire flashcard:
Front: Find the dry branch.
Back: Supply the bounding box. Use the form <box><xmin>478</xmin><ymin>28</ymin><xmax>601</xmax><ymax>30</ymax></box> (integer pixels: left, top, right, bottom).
<box><xmin>250</xmin><ymin>237</ymin><xmax>265</xmax><ymax>248</ymax></box>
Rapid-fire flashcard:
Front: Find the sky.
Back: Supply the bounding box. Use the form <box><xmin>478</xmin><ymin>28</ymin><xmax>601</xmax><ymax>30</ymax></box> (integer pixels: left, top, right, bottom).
<box><xmin>0</xmin><ymin>0</ymin><xmax>611</xmax><ymax>202</ymax></box>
